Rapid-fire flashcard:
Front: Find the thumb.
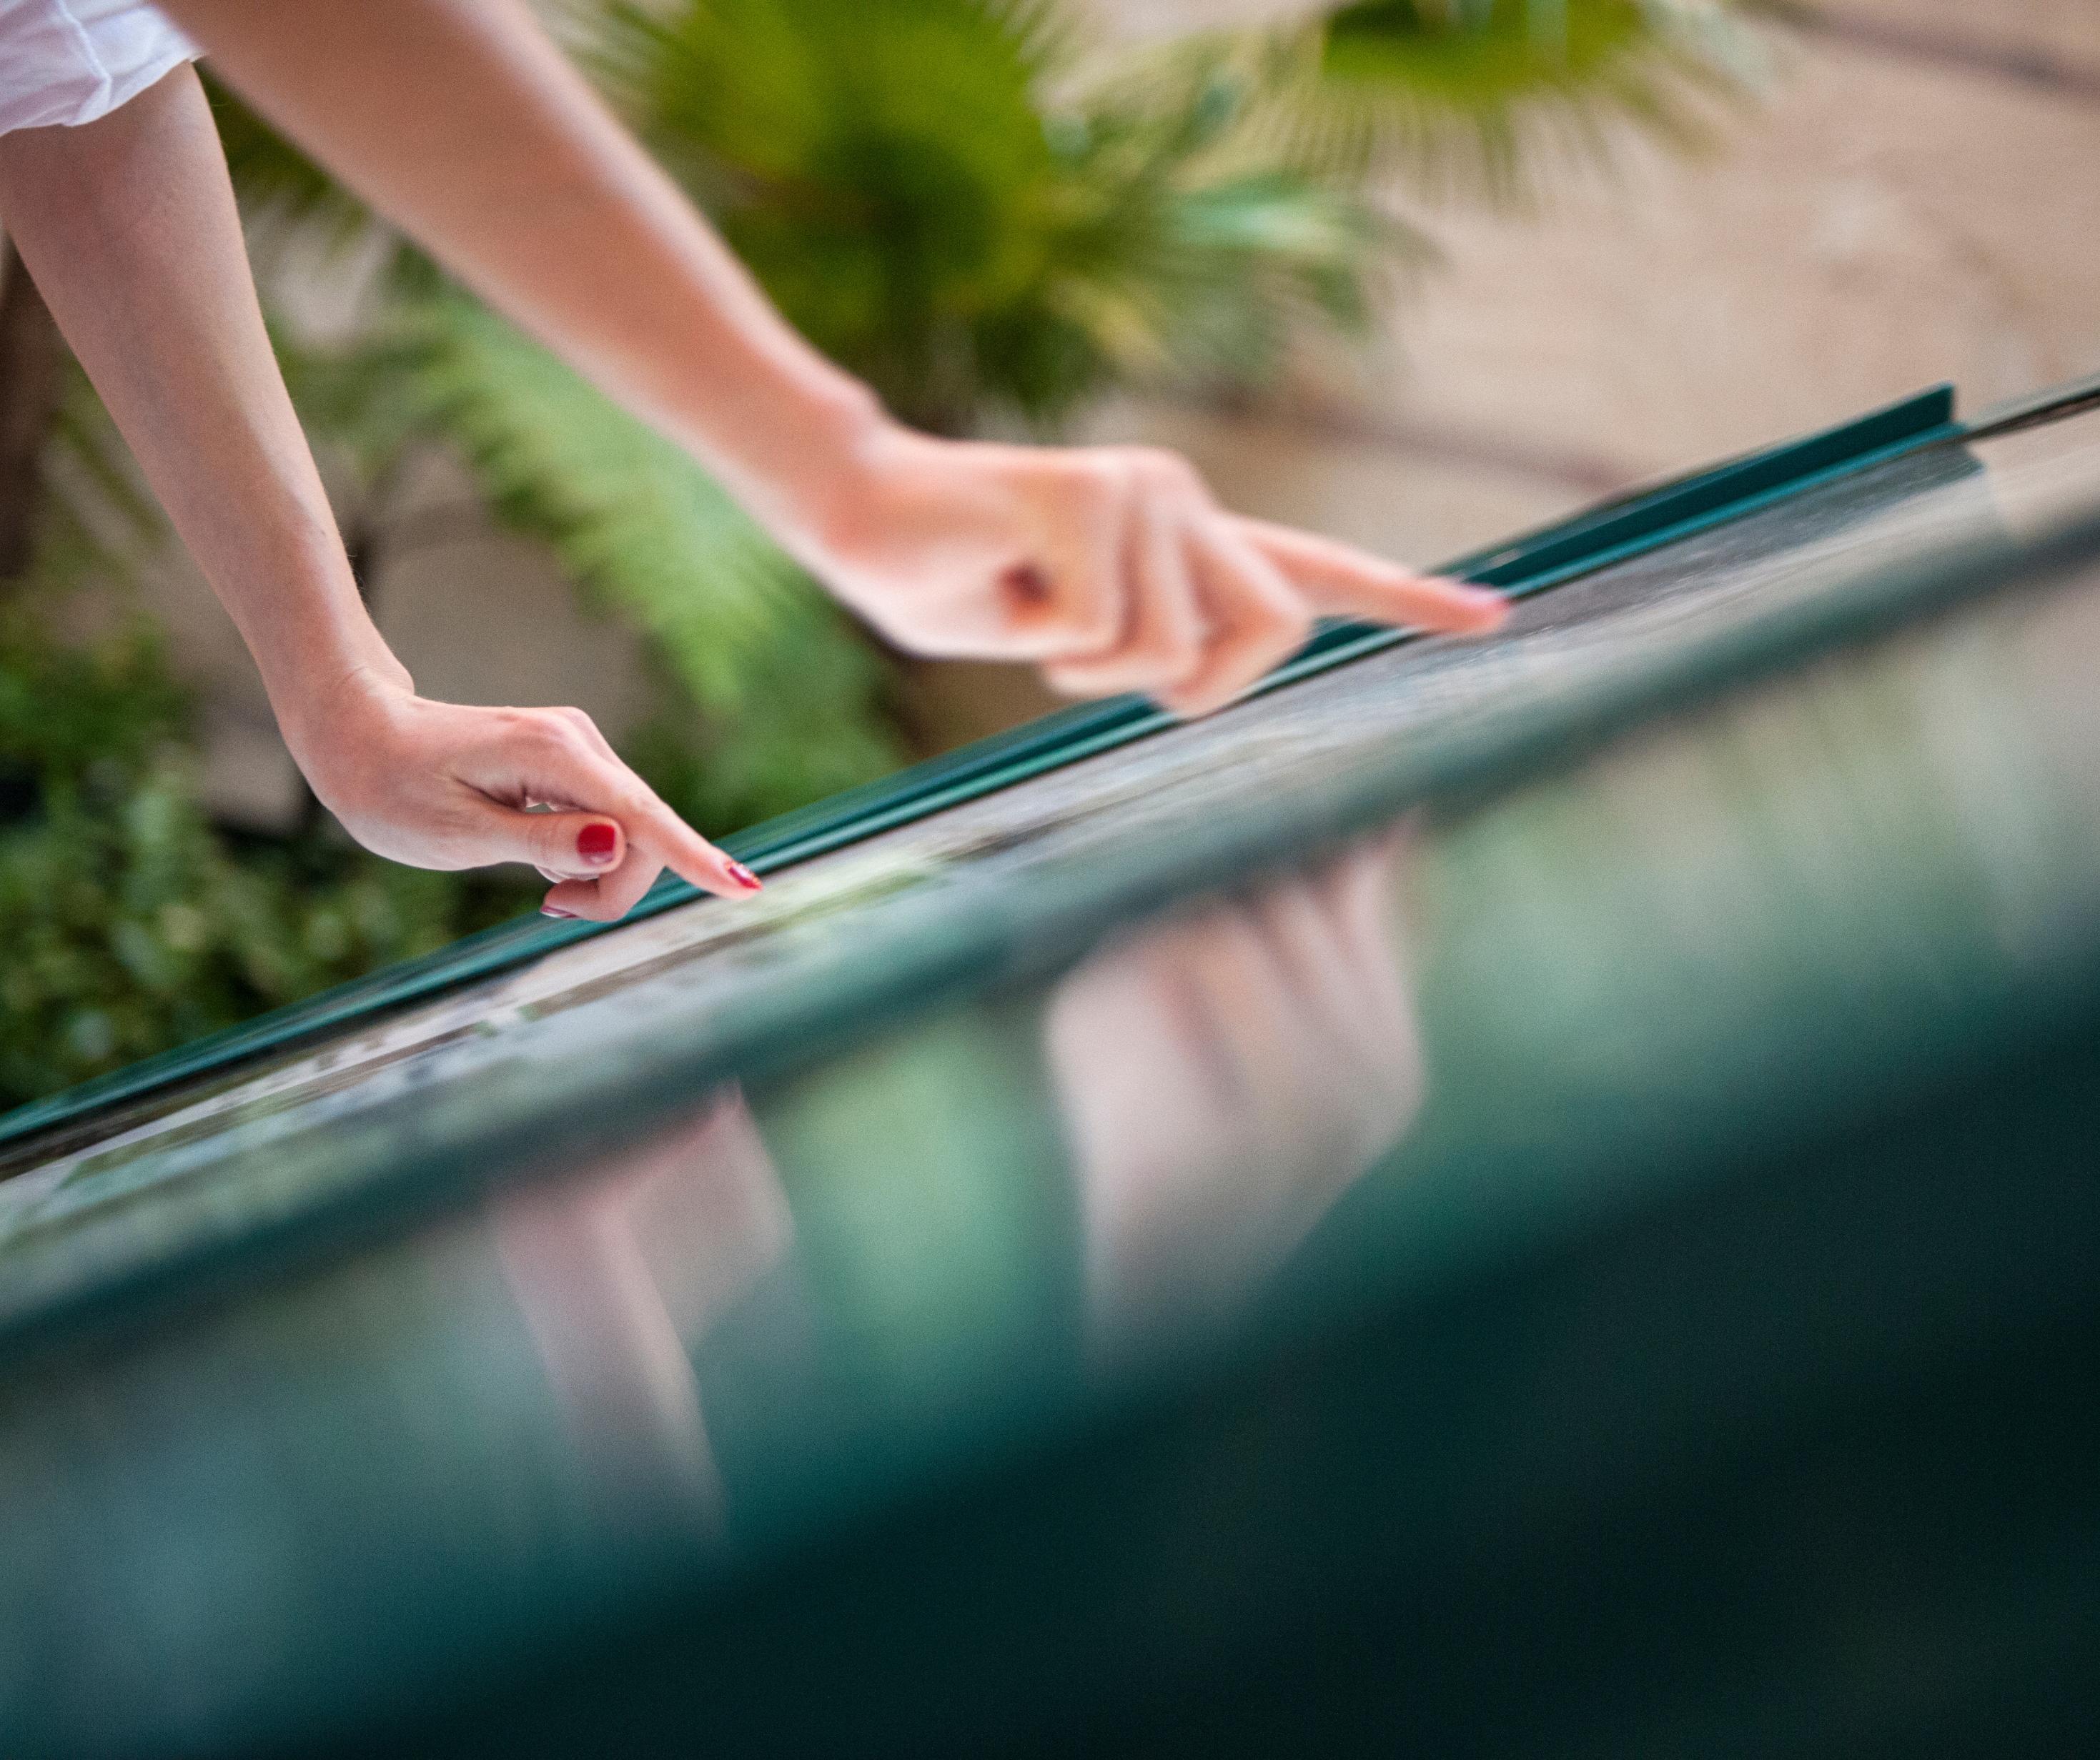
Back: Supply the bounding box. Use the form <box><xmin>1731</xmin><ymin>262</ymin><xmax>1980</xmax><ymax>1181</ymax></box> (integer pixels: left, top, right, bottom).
<box><xmin>487</xmin><ymin>806</ymin><xmax>627</xmax><ymax>880</ymax></box>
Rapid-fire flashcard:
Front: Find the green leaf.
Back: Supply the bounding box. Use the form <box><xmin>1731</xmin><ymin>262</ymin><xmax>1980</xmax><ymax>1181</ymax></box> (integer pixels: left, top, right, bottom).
<box><xmin>1230</xmin><ymin>0</ymin><xmax>1768</xmax><ymax>204</ymax></box>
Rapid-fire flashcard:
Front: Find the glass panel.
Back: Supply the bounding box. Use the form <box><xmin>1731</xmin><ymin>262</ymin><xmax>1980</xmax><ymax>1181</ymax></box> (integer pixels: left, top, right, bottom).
<box><xmin>4</xmin><ymin>397</ymin><xmax>2099</xmax><ymax>1754</ymax></box>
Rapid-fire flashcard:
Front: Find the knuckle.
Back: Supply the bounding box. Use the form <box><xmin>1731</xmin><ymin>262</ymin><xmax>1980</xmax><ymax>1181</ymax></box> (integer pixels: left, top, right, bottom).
<box><xmin>1071</xmin><ymin>591</ymin><xmax>1124</xmax><ymax>652</ymax></box>
<box><xmin>1076</xmin><ymin>451</ymin><xmax>1127</xmax><ymax>499</ymax></box>
<box><xmin>512</xmin><ymin>720</ymin><xmax>570</xmax><ymax>762</ymax></box>
<box><xmin>1138</xmin><ymin>447</ymin><xmax>1200</xmax><ymax>494</ymax></box>
<box><xmin>528</xmin><ymin>707</ymin><xmax>585</xmax><ymax>743</ymax></box>
<box><xmin>1267</xmin><ymin>597</ymin><xmax>1312</xmax><ymax>646</ymax></box>
<box><xmin>529</xmin><ymin>815</ymin><xmax>574</xmax><ymax>862</ymax></box>
<box><xmin>1149</xmin><ymin>628</ymin><xmax>1207</xmax><ymax>685</ymax></box>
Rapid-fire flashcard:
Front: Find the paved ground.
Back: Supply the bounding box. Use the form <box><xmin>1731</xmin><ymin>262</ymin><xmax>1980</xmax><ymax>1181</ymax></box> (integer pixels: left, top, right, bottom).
<box><xmin>99</xmin><ymin>0</ymin><xmax>2100</xmax><ymax>812</ymax></box>
<box><xmin>1100</xmin><ymin>0</ymin><xmax>2100</xmax><ymax>561</ymax></box>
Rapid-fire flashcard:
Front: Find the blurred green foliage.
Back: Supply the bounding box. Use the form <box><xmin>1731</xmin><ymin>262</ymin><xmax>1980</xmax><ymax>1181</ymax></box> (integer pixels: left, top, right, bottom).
<box><xmin>1302</xmin><ymin>0</ymin><xmax>1763</xmax><ymax>197</ymax></box>
<box><xmin>1</xmin><ymin>0</ymin><xmax>1767</xmax><ymax>1109</ymax></box>
<box><xmin>595</xmin><ymin>0</ymin><xmax>1417</xmax><ymax>434</ymax></box>
<box><xmin>0</xmin><ymin>550</ymin><xmax>527</xmax><ymax>1104</ymax></box>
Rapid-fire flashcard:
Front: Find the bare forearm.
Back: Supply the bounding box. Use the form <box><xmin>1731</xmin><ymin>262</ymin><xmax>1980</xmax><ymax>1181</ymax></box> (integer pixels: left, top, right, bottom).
<box><xmin>0</xmin><ymin>54</ymin><xmax>768</xmax><ymax>914</ymax></box>
<box><xmin>0</xmin><ymin>65</ymin><xmax>399</xmax><ymax>747</ymax></box>
<box><xmin>159</xmin><ymin>0</ymin><xmax>886</xmax><ymax>555</ymax></box>
<box><xmin>87</xmin><ymin>0</ymin><xmax>1501</xmax><ymax>747</ymax></box>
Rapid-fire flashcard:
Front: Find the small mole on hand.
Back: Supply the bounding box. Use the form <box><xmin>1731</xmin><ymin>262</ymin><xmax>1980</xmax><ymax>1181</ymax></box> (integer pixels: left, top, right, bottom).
<box><xmin>1001</xmin><ymin>561</ymin><xmax>1054</xmax><ymax>608</ymax></box>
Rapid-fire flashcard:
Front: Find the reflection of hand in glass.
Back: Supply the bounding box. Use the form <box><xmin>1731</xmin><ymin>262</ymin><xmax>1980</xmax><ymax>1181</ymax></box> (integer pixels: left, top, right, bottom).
<box><xmin>492</xmin><ymin>1089</ymin><xmax>791</xmax><ymax>1531</ymax></box>
<box><xmin>1046</xmin><ymin>834</ymin><xmax>1423</xmax><ymax>1343</ymax></box>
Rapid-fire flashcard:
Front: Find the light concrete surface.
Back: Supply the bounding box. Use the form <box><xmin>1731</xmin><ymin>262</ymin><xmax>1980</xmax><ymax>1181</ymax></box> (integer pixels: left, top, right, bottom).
<box><xmin>364</xmin><ymin>448</ymin><xmax>657</xmax><ymax>747</ymax></box>
<box><xmin>1380</xmin><ymin>9</ymin><xmax>2100</xmax><ymax>487</ymax></box>
<box><xmin>1091</xmin><ymin>0</ymin><xmax>2100</xmax><ymax>531</ymax></box>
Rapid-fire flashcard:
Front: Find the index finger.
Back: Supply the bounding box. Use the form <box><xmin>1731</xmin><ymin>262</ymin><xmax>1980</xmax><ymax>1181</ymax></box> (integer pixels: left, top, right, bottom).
<box><xmin>625</xmin><ymin>787</ymin><xmax>763</xmax><ymax>903</ymax></box>
<box><xmin>533</xmin><ymin>740</ymin><xmax>761</xmax><ymax>905</ymax></box>
<box><xmin>1229</xmin><ymin>515</ymin><xmax>1507</xmax><ymax>634</ymax></box>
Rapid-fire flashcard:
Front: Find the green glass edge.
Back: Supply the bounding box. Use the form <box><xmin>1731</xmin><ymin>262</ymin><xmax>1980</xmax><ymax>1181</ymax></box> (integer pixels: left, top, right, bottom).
<box><xmin>0</xmin><ymin>382</ymin><xmax>1965</xmax><ymax>1150</ymax></box>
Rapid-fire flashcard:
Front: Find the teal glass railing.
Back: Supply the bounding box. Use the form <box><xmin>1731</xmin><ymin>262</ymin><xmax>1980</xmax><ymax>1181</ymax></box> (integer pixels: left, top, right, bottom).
<box><xmin>4</xmin><ymin>376</ymin><xmax>2100</xmax><ymax>1758</ymax></box>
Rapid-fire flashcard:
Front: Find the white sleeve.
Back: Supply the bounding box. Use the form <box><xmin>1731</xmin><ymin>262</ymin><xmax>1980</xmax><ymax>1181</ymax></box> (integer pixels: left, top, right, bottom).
<box><xmin>0</xmin><ymin>0</ymin><xmax>202</xmax><ymax>134</ymax></box>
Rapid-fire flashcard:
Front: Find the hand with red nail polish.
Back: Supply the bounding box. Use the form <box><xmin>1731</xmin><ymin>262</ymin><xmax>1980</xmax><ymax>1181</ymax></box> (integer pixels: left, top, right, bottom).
<box><xmin>4</xmin><ymin>0</ymin><xmax>1501</xmax><ymax>963</ymax></box>
<box><xmin>287</xmin><ymin>670</ymin><xmax>759</xmax><ymax>923</ymax></box>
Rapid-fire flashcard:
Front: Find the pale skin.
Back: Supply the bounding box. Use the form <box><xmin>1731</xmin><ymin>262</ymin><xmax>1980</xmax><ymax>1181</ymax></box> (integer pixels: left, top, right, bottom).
<box><xmin>0</xmin><ymin>0</ymin><xmax>1507</xmax><ymax>922</ymax></box>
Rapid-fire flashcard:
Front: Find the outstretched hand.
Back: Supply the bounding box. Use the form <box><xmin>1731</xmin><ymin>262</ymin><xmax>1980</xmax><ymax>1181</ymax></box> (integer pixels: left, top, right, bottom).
<box><xmin>807</xmin><ymin>427</ymin><xmax>1508</xmax><ymax>718</ymax></box>
<box><xmin>36</xmin><ymin>12</ymin><xmax>1515</xmax><ymax>926</ymax></box>
<box><xmin>292</xmin><ymin>668</ymin><xmax>761</xmax><ymax>923</ymax></box>
<box><xmin>288</xmin><ymin>432</ymin><xmax>1507</xmax><ymax>926</ymax></box>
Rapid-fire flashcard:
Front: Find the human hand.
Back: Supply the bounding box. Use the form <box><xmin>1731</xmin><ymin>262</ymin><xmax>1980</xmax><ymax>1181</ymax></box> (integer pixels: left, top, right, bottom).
<box><xmin>493</xmin><ymin>1088</ymin><xmax>792</xmax><ymax>1523</ymax></box>
<box><xmin>806</xmin><ymin>427</ymin><xmax>1507</xmax><ymax>717</ymax></box>
<box><xmin>291</xmin><ymin>668</ymin><xmax>761</xmax><ymax>922</ymax></box>
<box><xmin>1044</xmin><ymin>832</ymin><xmax>1424</xmax><ymax>1336</ymax></box>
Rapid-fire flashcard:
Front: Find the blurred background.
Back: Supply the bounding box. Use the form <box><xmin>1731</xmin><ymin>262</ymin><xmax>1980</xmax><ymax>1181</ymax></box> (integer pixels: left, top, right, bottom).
<box><xmin>0</xmin><ymin>0</ymin><xmax>2092</xmax><ymax>1107</ymax></box>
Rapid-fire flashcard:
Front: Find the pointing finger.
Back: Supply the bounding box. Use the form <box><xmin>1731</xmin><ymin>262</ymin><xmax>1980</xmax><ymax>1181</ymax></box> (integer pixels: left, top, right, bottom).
<box><xmin>1229</xmin><ymin>515</ymin><xmax>1507</xmax><ymax>633</ymax></box>
<box><xmin>455</xmin><ymin>732</ymin><xmax>762</xmax><ymax>915</ymax></box>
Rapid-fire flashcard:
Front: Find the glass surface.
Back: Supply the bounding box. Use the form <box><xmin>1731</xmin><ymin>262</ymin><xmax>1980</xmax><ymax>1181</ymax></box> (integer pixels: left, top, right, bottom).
<box><xmin>3</xmin><ymin>401</ymin><xmax>2099</xmax><ymax>1756</ymax></box>
<box><xmin>4</xmin><ymin>416</ymin><xmax>2087</xmax><ymax>1324</ymax></box>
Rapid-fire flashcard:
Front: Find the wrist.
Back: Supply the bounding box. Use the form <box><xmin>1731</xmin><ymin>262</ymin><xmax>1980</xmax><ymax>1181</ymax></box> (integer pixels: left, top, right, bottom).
<box><xmin>268</xmin><ymin>642</ymin><xmax>414</xmax><ymax>791</ymax></box>
<box><xmin>684</xmin><ymin>369</ymin><xmax>902</xmax><ymax>572</ymax></box>
<box><xmin>776</xmin><ymin>407</ymin><xmax>942</xmax><ymax>577</ymax></box>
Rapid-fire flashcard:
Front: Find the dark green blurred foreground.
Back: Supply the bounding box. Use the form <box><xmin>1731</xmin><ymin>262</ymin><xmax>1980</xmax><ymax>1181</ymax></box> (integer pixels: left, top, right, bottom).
<box><xmin>2</xmin><ymin>389</ymin><xmax>2100</xmax><ymax>1756</ymax></box>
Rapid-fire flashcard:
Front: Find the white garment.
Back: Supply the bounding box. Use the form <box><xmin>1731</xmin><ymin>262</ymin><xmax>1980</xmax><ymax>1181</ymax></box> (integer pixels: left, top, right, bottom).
<box><xmin>0</xmin><ymin>0</ymin><xmax>199</xmax><ymax>134</ymax></box>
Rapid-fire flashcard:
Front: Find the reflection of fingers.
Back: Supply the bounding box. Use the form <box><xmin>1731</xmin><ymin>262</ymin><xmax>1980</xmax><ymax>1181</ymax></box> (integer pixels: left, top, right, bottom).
<box><xmin>1315</xmin><ymin>848</ymin><xmax>1417</xmax><ymax>1092</ymax></box>
<box><xmin>1287</xmin><ymin>844</ymin><xmax>1406</xmax><ymax>1046</ymax></box>
<box><xmin>1259</xmin><ymin>882</ymin><xmax>1370</xmax><ymax>1043</ymax></box>
<box><xmin>1043</xmin><ymin>492</ymin><xmax>1204</xmax><ymax>698</ymax></box>
<box><xmin>1232</xmin><ymin>516</ymin><xmax>1507</xmax><ymax>633</ymax></box>
<box><xmin>1157</xmin><ymin>528</ymin><xmax>1309</xmax><ymax>719</ymax></box>
<box><xmin>1181</xmin><ymin>914</ymin><xmax>1305</xmax><ymax>1098</ymax></box>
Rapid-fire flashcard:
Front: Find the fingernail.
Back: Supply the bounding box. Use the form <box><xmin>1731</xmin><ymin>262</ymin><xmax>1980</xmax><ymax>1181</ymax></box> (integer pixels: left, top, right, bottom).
<box><xmin>725</xmin><ymin>860</ymin><xmax>761</xmax><ymax>891</ymax></box>
<box><xmin>577</xmin><ymin>822</ymin><xmax>618</xmax><ymax>865</ymax></box>
<box><xmin>541</xmin><ymin>905</ymin><xmax>578</xmax><ymax>920</ymax></box>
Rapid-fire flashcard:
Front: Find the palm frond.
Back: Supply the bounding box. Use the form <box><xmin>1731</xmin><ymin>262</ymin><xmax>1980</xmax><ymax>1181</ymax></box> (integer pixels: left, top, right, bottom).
<box><xmin>598</xmin><ymin>0</ymin><xmax>1413</xmax><ymax>432</ymax></box>
<box><xmin>1021</xmin><ymin>57</ymin><xmax>1435</xmax><ymax>415</ymax></box>
<box><xmin>1182</xmin><ymin>0</ymin><xmax>1771</xmax><ymax>207</ymax></box>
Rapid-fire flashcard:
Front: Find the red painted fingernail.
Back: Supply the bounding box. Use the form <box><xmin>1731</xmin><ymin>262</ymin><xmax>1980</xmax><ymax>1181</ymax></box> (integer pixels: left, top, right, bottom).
<box><xmin>541</xmin><ymin>905</ymin><xmax>578</xmax><ymax>920</ymax></box>
<box><xmin>577</xmin><ymin>822</ymin><xmax>618</xmax><ymax>865</ymax></box>
<box><xmin>725</xmin><ymin>860</ymin><xmax>761</xmax><ymax>891</ymax></box>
